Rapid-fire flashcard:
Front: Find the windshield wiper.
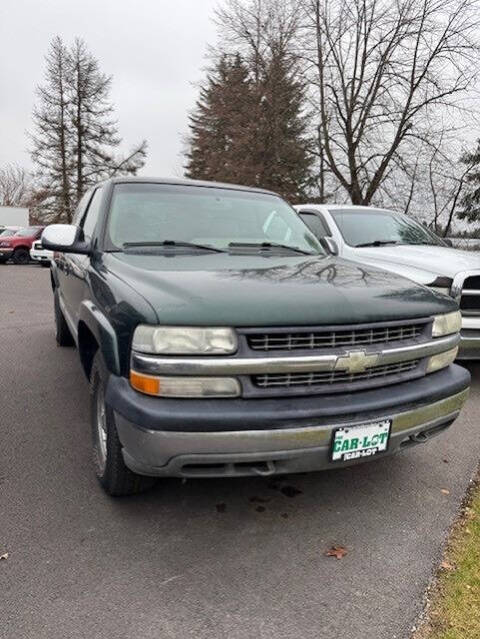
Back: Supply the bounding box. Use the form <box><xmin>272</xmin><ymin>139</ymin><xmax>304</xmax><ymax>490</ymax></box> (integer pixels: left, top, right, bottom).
<box><xmin>355</xmin><ymin>240</ymin><xmax>400</xmax><ymax>248</ymax></box>
<box><xmin>122</xmin><ymin>240</ymin><xmax>226</xmax><ymax>253</ymax></box>
<box><xmin>228</xmin><ymin>242</ymin><xmax>314</xmax><ymax>256</ymax></box>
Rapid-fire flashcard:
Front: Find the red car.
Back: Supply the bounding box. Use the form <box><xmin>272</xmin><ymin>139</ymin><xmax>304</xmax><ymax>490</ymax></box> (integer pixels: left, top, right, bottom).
<box><xmin>0</xmin><ymin>226</ymin><xmax>44</xmax><ymax>265</ymax></box>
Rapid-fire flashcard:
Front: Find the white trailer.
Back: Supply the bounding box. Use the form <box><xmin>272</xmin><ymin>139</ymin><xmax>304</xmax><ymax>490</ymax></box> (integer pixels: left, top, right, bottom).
<box><xmin>0</xmin><ymin>206</ymin><xmax>29</xmax><ymax>228</ymax></box>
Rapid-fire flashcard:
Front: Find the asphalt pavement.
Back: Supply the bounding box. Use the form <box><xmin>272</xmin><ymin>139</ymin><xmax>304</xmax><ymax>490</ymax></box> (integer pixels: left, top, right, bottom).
<box><xmin>1</xmin><ymin>265</ymin><xmax>479</xmax><ymax>639</ymax></box>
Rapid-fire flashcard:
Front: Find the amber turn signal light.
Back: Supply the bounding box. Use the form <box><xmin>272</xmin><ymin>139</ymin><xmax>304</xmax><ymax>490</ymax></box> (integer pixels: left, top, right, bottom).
<box><xmin>130</xmin><ymin>370</ymin><xmax>160</xmax><ymax>396</ymax></box>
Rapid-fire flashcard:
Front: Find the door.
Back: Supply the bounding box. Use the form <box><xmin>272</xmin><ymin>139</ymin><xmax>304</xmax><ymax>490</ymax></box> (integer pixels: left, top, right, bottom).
<box><xmin>62</xmin><ymin>188</ymin><xmax>103</xmax><ymax>333</ymax></box>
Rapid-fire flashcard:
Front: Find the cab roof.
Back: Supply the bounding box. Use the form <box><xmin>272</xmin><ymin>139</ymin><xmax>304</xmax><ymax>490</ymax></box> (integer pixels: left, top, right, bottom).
<box><xmin>102</xmin><ymin>176</ymin><xmax>277</xmax><ymax>196</ymax></box>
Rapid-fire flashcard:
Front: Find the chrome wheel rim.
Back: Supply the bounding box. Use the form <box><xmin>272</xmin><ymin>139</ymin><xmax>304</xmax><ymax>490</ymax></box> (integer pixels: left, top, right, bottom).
<box><xmin>96</xmin><ymin>384</ymin><xmax>107</xmax><ymax>471</ymax></box>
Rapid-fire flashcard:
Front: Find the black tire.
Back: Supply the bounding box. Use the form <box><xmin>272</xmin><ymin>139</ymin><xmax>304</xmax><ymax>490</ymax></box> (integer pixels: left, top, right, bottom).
<box><xmin>54</xmin><ymin>289</ymin><xmax>75</xmax><ymax>346</ymax></box>
<box><xmin>12</xmin><ymin>248</ymin><xmax>30</xmax><ymax>265</ymax></box>
<box><xmin>90</xmin><ymin>352</ymin><xmax>156</xmax><ymax>496</ymax></box>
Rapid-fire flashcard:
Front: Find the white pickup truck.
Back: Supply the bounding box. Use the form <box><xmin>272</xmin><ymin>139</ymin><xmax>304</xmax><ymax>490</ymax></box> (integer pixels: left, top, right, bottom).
<box><xmin>295</xmin><ymin>203</ymin><xmax>480</xmax><ymax>359</ymax></box>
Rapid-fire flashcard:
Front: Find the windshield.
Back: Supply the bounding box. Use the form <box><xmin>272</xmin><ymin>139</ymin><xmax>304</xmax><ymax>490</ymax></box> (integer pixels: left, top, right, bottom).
<box><xmin>106</xmin><ymin>183</ymin><xmax>324</xmax><ymax>255</ymax></box>
<box><xmin>14</xmin><ymin>227</ymin><xmax>40</xmax><ymax>237</ymax></box>
<box><xmin>0</xmin><ymin>229</ymin><xmax>16</xmax><ymax>237</ymax></box>
<box><xmin>329</xmin><ymin>208</ymin><xmax>445</xmax><ymax>248</ymax></box>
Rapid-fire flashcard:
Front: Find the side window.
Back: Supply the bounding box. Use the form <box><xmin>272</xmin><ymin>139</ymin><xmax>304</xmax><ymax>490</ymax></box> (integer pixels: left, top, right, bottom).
<box><xmin>299</xmin><ymin>211</ymin><xmax>332</xmax><ymax>239</ymax></box>
<box><xmin>80</xmin><ymin>188</ymin><xmax>103</xmax><ymax>240</ymax></box>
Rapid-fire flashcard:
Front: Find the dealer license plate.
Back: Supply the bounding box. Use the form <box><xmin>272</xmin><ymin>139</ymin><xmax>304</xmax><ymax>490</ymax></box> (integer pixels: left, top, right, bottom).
<box><xmin>331</xmin><ymin>420</ymin><xmax>392</xmax><ymax>462</ymax></box>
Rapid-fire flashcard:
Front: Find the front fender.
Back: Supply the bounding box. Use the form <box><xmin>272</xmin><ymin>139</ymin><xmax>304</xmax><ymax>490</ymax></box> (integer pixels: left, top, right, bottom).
<box><xmin>78</xmin><ymin>300</ymin><xmax>120</xmax><ymax>376</ymax></box>
<box><xmin>50</xmin><ymin>260</ymin><xmax>60</xmax><ymax>290</ymax></box>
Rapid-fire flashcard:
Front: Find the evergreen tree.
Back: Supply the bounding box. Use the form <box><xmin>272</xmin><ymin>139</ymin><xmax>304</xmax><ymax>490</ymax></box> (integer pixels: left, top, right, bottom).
<box><xmin>68</xmin><ymin>39</ymin><xmax>146</xmax><ymax>202</ymax></box>
<box><xmin>253</xmin><ymin>46</ymin><xmax>312</xmax><ymax>201</ymax></box>
<box><xmin>458</xmin><ymin>141</ymin><xmax>480</xmax><ymax>223</ymax></box>
<box><xmin>30</xmin><ymin>36</ymin><xmax>74</xmax><ymax>221</ymax></box>
<box><xmin>30</xmin><ymin>37</ymin><xmax>147</xmax><ymax>222</ymax></box>
<box><xmin>185</xmin><ymin>48</ymin><xmax>312</xmax><ymax>202</ymax></box>
<box><xmin>186</xmin><ymin>54</ymin><xmax>257</xmax><ymax>185</ymax></box>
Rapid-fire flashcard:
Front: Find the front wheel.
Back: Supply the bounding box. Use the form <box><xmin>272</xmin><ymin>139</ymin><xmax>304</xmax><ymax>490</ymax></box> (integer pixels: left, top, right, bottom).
<box><xmin>12</xmin><ymin>248</ymin><xmax>30</xmax><ymax>265</ymax></box>
<box><xmin>90</xmin><ymin>352</ymin><xmax>156</xmax><ymax>496</ymax></box>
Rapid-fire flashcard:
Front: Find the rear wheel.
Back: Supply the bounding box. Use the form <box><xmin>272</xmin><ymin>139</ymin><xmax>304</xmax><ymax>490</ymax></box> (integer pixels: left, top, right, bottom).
<box><xmin>12</xmin><ymin>248</ymin><xmax>30</xmax><ymax>265</ymax></box>
<box><xmin>54</xmin><ymin>289</ymin><xmax>74</xmax><ymax>346</ymax></box>
<box><xmin>90</xmin><ymin>352</ymin><xmax>156</xmax><ymax>496</ymax></box>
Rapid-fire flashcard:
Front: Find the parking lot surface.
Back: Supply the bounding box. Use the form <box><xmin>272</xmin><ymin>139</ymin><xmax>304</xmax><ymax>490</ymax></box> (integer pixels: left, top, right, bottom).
<box><xmin>1</xmin><ymin>265</ymin><xmax>479</xmax><ymax>639</ymax></box>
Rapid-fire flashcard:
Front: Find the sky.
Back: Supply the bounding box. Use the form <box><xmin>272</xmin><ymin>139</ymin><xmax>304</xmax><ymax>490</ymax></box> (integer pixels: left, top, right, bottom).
<box><xmin>0</xmin><ymin>0</ymin><xmax>220</xmax><ymax>177</ymax></box>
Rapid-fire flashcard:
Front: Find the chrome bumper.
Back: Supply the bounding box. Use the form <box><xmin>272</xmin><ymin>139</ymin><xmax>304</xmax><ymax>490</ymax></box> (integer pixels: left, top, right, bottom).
<box><xmin>115</xmin><ymin>389</ymin><xmax>469</xmax><ymax>478</ymax></box>
<box><xmin>459</xmin><ymin>317</ymin><xmax>480</xmax><ymax>359</ymax></box>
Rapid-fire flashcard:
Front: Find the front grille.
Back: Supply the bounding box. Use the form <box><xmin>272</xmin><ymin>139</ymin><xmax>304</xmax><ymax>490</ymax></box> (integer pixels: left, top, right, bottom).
<box><xmin>462</xmin><ymin>276</ymin><xmax>480</xmax><ymax>290</ymax></box>
<box><xmin>460</xmin><ymin>295</ymin><xmax>480</xmax><ymax>312</ymax></box>
<box><xmin>247</xmin><ymin>323</ymin><xmax>425</xmax><ymax>351</ymax></box>
<box><xmin>253</xmin><ymin>360</ymin><xmax>419</xmax><ymax>388</ymax></box>
<box><xmin>460</xmin><ymin>276</ymin><xmax>480</xmax><ymax>313</ymax></box>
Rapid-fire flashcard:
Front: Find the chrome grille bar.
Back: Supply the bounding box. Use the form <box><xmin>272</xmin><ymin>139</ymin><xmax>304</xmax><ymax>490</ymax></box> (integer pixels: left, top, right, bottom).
<box><xmin>131</xmin><ymin>333</ymin><xmax>459</xmax><ymax>377</ymax></box>
<box><xmin>247</xmin><ymin>323</ymin><xmax>424</xmax><ymax>351</ymax></box>
<box><xmin>254</xmin><ymin>360</ymin><xmax>419</xmax><ymax>388</ymax></box>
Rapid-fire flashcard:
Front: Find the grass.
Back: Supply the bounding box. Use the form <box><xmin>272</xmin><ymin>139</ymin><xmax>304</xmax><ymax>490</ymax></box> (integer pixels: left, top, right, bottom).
<box><xmin>416</xmin><ymin>475</ymin><xmax>480</xmax><ymax>639</ymax></box>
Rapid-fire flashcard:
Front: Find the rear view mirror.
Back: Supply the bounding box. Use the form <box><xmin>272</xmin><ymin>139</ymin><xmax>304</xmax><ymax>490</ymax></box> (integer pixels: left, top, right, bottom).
<box><xmin>42</xmin><ymin>224</ymin><xmax>91</xmax><ymax>255</ymax></box>
<box><xmin>320</xmin><ymin>237</ymin><xmax>339</xmax><ymax>256</ymax></box>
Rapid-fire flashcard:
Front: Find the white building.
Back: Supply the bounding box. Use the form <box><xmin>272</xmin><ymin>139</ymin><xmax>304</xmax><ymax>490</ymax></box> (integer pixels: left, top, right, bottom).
<box><xmin>0</xmin><ymin>206</ymin><xmax>29</xmax><ymax>228</ymax></box>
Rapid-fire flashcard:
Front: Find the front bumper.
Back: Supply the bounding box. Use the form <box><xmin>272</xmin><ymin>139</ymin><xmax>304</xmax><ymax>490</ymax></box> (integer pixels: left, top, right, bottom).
<box><xmin>459</xmin><ymin>317</ymin><xmax>480</xmax><ymax>359</ymax></box>
<box><xmin>0</xmin><ymin>248</ymin><xmax>13</xmax><ymax>260</ymax></box>
<box><xmin>106</xmin><ymin>364</ymin><xmax>470</xmax><ymax>478</ymax></box>
<box><xmin>30</xmin><ymin>249</ymin><xmax>52</xmax><ymax>262</ymax></box>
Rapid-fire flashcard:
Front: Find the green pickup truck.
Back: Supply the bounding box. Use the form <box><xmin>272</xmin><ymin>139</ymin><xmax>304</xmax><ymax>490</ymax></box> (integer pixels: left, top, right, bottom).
<box><xmin>42</xmin><ymin>178</ymin><xmax>470</xmax><ymax>495</ymax></box>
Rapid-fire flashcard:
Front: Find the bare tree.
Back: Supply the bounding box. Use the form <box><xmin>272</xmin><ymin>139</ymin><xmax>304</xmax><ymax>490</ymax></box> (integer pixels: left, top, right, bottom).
<box><xmin>0</xmin><ymin>165</ymin><xmax>33</xmax><ymax>207</ymax></box>
<box><xmin>300</xmin><ymin>0</ymin><xmax>480</xmax><ymax>205</ymax></box>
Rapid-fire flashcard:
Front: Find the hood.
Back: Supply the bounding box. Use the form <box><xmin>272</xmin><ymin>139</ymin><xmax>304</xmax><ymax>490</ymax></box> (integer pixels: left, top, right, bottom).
<box><xmin>351</xmin><ymin>244</ymin><xmax>480</xmax><ymax>284</ymax></box>
<box><xmin>102</xmin><ymin>252</ymin><xmax>456</xmax><ymax>326</ymax></box>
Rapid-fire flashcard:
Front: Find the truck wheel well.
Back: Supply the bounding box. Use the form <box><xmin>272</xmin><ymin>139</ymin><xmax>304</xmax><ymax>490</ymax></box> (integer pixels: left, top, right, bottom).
<box><xmin>78</xmin><ymin>322</ymin><xmax>99</xmax><ymax>380</ymax></box>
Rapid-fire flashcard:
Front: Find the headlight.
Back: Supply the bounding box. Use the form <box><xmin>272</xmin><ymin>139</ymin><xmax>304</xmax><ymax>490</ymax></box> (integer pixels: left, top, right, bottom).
<box><xmin>130</xmin><ymin>371</ymin><xmax>240</xmax><ymax>398</ymax></box>
<box><xmin>426</xmin><ymin>347</ymin><xmax>458</xmax><ymax>373</ymax></box>
<box><xmin>432</xmin><ymin>311</ymin><xmax>462</xmax><ymax>337</ymax></box>
<box><xmin>132</xmin><ymin>326</ymin><xmax>238</xmax><ymax>355</ymax></box>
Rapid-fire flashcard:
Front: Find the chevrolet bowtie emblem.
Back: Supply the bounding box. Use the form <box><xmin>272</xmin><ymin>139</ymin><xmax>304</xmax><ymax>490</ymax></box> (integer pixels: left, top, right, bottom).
<box><xmin>335</xmin><ymin>350</ymin><xmax>379</xmax><ymax>374</ymax></box>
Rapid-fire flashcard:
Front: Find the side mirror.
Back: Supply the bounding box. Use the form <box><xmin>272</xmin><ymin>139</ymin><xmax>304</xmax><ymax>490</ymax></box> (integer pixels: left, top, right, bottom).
<box><xmin>320</xmin><ymin>237</ymin><xmax>339</xmax><ymax>256</ymax></box>
<box><xmin>42</xmin><ymin>224</ymin><xmax>91</xmax><ymax>255</ymax></box>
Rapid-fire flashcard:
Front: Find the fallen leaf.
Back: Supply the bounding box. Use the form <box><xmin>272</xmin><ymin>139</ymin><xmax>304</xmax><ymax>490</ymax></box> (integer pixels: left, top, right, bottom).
<box><xmin>249</xmin><ymin>496</ymin><xmax>271</xmax><ymax>504</ymax></box>
<box><xmin>441</xmin><ymin>489</ymin><xmax>450</xmax><ymax>495</ymax></box>
<box><xmin>440</xmin><ymin>561</ymin><xmax>455</xmax><ymax>571</ymax></box>
<box><xmin>326</xmin><ymin>545</ymin><xmax>348</xmax><ymax>560</ymax></box>
<box><xmin>443</xmin><ymin>459</ymin><xmax>449</xmax><ymax>464</ymax></box>
<box><xmin>0</xmin><ymin>553</ymin><xmax>8</xmax><ymax>560</ymax></box>
<box><xmin>281</xmin><ymin>513</ymin><xmax>289</xmax><ymax>519</ymax></box>
<box><xmin>215</xmin><ymin>503</ymin><xmax>226</xmax><ymax>513</ymax></box>
<box><xmin>255</xmin><ymin>505</ymin><xmax>266</xmax><ymax>513</ymax></box>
